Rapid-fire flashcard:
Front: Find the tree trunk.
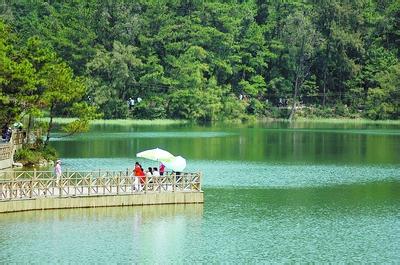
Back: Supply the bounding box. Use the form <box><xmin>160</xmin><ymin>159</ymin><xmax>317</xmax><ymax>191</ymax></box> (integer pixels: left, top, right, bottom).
<box><xmin>323</xmin><ymin>70</ymin><xmax>327</xmax><ymax>106</ymax></box>
<box><xmin>289</xmin><ymin>76</ymin><xmax>300</xmax><ymax>121</ymax></box>
<box><xmin>323</xmin><ymin>39</ymin><xmax>330</xmax><ymax>107</ymax></box>
<box><xmin>44</xmin><ymin>103</ymin><xmax>54</xmax><ymax>147</ymax></box>
<box><xmin>26</xmin><ymin>114</ymin><xmax>32</xmax><ymax>145</ymax></box>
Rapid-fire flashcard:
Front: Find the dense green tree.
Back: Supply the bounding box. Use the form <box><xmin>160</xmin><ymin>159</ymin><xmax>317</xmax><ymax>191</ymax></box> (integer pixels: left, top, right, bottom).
<box><xmin>86</xmin><ymin>41</ymin><xmax>143</xmax><ymax>118</ymax></box>
<box><xmin>0</xmin><ymin>20</ymin><xmax>98</xmax><ymax>146</ymax></box>
<box><xmin>1</xmin><ymin>1</ymin><xmax>399</xmax><ymax>122</ymax></box>
<box><xmin>282</xmin><ymin>10</ymin><xmax>320</xmax><ymax>120</ymax></box>
<box><xmin>366</xmin><ymin>63</ymin><xmax>400</xmax><ymax>119</ymax></box>
<box><xmin>0</xmin><ymin>21</ymin><xmax>37</xmax><ymax>124</ymax></box>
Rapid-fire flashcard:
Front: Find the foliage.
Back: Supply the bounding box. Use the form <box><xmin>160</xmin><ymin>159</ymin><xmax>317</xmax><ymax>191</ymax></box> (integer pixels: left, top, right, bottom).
<box><xmin>366</xmin><ymin>64</ymin><xmax>400</xmax><ymax>119</ymax></box>
<box><xmin>14</xmin><ymin>145</ymin><xmax>57</xmax><ymax>166</ymax></box>
<box><xmin>1</xmin><ymin>0</ymin><xmax>399</xmax><ymax>122</ymax></box>
<box><xmin>133</xmin><ymin>96</ymin><xmax>167</xmax><ymax>120</ymax></box>
<box><xmin>0</xmin><ymin>19</ymin><xmax>99</xmax><ymax>150</ymax></box>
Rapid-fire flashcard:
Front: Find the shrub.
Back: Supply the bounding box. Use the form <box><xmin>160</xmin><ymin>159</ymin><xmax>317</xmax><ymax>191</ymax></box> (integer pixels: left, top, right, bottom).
<box><xmin>14</xmin><ymin>146</ymin><xmax>58</xmax><ymax>166</ymax></box>
<box><xmin>132</xmin><ymin>96</ymin><xmax>167</xmax><ymax>119</ymax></box>
<box><xmin>14</xmin><ymin>148</ymin><xmax>41</xmax><ymax>165</ymax></box>
<box><xmin>102</xmin><ymin>98</ymin><xmax>129</xmax><ymax>119</ymax></box>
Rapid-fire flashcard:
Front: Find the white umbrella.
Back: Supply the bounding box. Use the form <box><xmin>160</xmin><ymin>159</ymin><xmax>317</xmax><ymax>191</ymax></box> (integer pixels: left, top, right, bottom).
<box><xmin>161</xmin><ymin>156</ymin><xmax>186</xmax><ymax>172</ymax></box>
<box><xmin>136</xmin><ymin>148</ymin><xmax>174</xmax><ymax>161</ymax></box>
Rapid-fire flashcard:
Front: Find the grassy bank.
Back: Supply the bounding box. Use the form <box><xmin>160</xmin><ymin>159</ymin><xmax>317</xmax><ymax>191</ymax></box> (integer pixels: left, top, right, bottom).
<box><xmin>293</xmin><ymin>117</ymin><xmax>400</xmax><ymax>125</ymax></box>
<box><xmin>38</xmin><ymin>118</ymin><xmax>189</xmax><ymax>125</ymax></box>
<box><xmin>39</xmin><ymin>117</ymin><xmax>400</xmax><ymax>126</ymax></box>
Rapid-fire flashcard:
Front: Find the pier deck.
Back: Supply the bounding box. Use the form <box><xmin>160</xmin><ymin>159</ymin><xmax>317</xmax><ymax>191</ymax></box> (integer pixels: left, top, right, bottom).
<box><xmin>0</xmin><ymin>170</ymin><xmax>203</xmax><ymax>213</ymax></box>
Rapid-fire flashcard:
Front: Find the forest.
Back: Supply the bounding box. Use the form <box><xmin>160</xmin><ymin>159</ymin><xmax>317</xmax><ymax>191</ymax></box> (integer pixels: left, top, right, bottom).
<box><xmin>1</xmin><ymin>0</ymin><xmax>399</xmax><ymax>124</ymax></box>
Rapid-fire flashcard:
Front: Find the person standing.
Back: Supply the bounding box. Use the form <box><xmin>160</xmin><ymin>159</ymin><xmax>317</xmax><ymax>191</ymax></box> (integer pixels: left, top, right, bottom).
<box><xmin>145</xmin><ymin>167</ymin><xmax>153</xmax><ymax>178</ymax></box>
<box><xmin>152</xmin><ymin>167</ymin><xmax>160</xmax><ymax>177</ymax></box>
<box><xmin>159</xmin><ymin>163</ymin><xmax>165</xmax><ymax>176</ymax></box>
<box><xmin>5</xmin><ymin>127</ymin><xmax>12</xmax><ymax>142</ymax></box>
<box><xmin>134</xmin><ymin>162</ymin><xmax>146</xmax><ymax>190</ymax></box>
<box><xmin>1</xmin><ymin>124</ymin><xmax>8</xmax><ymax>141</ymax></box>
<box><xmin>54</xmin><ymin>160</ymin><xmax>62</xmax><ymax>184</ymax></box>
<box><xmin>153</xmin><ymin>167</ymin><xmax>162</xmax><ymax>190</ymax></box>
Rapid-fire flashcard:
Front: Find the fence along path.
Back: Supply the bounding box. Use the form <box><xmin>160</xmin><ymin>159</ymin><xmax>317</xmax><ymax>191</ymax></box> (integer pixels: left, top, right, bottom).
<box><xmin>0</xmin><ymin>130</ymin><xmax>33</xmax><ymax>169</ymax></box>
<box><xmin>0</xmin><ymin>170</ymin><xmax>202</xmax><ymax>201</ymax></box>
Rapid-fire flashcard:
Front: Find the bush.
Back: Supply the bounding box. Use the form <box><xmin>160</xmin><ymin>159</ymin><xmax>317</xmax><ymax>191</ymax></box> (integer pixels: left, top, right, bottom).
<box><xmin>14</xmin><ymin>146</ymin><xmax>58</xmax><ymax>166</ymax></box>
<box><xmin>40</xmin><ymin>146</ymin><xmax>58</xmax><ymax>161</ymax></box>
<box><xmin>132</xmin><ymin>96</ymin><xmax>167</xmax><ymax>119</ymax></box>
<box><xmin>334</xmin><ymin>103</ymin><xmax>350</xmax><ymax>117</ymax></box>
<box><xmin>14</xmin><ymin>148</ymin><xmax>41</xmax><ymax>165</ymax></box>
<box><xmin>101</xmin><ymin>98</ymin><xmax>129</xmax><ymax>119</ymax></box>
<box><xmin>296</xmin><ymin>105</ymin><xmax>330</xmax><ymax>118</ymax></box>
<box><xmin>220</xmin><ymin>94</ymin><xmax>248</xmax><ymax>121</ymax></box>
<box><xmin>246</xmin><ymin>99</ymin><xmax>265</xmax><ymax>116</ymax></box>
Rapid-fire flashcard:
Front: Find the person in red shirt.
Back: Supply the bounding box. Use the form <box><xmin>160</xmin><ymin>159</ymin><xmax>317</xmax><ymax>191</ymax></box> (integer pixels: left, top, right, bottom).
<box><xmin>134</xmin><ymin>162</ymin><xmax>145</xmax><ymax>184</ymax></box>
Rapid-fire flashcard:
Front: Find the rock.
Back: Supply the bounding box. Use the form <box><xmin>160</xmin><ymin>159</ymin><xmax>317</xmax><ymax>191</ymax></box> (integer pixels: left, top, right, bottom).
<box><xmin>38</xmin><ymin>159</ymin><xmax>48</xmax><ymax>167</ymax></box>
<box><xmin>13</xmin><ymin>162</ymin><xmax>23</xmax><ymax>168</ymax></box>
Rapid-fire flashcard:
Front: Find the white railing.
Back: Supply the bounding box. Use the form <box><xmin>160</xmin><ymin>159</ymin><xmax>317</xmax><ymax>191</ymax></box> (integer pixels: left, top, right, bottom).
<box><xmin>0</xmin><ymin>170</ymin><xmax>202</xmax><ymax>200</ymax></box>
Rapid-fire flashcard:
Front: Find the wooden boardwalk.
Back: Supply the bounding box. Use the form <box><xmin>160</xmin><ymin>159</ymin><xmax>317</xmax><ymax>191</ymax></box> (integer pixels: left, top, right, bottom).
<box><xmin>0</xmin><ymin>170</ymin><xmax>203</xmax><ymax>213</ymax></box>
<box><xmin>0</xmin><ymin>130</ymin><xmax>27</xmax><ymax>170</ymax></box>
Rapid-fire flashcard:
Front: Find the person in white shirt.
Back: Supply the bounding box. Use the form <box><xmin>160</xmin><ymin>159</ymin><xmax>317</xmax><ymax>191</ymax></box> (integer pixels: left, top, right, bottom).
<box><xmin>152</xmin><ymin>167</ymin><xmax>160</xmax><ymax>177</ymax></box>
<box><xmin>145</xmin><ymin>167</ymin><xmax>153</xmax><ymax>178</ymax></box>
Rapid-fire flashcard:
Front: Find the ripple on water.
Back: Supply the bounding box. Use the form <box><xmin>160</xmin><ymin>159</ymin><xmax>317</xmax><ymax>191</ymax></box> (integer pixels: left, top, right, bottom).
<box><xmin>60</xmin><ymin>158</ymin><xmax>400</xmax><ymax>188</ymax></box>
<box><xmin>0</xmin><ymin>189</ymin><xmax>399</xmax><ymax>263</ymax></box>
<box><xmin>49</xmin><ymin>131</ymin><xmax>237</xmax><ymax>141</ymax></box>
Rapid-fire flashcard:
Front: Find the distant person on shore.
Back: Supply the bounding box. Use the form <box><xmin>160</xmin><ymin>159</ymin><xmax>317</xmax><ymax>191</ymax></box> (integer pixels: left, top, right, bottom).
<box><xmin>159</xmin><ymin>163</ymin><xmax>165</xmax><ymax>176</ymax></box>
<box><xmin>4</xmin><ymin>127</ymin><xmax>12</xmax><ymax>142</ymax></box>
<box><xmin>54</xmin><ymin>160</ymin><xmax>62</xmax><ymax>183</ymax></box>
<box><xmin>1</xmin><ymin>124</ymin><xmax>8</xmax><ymax>142</ymax></box>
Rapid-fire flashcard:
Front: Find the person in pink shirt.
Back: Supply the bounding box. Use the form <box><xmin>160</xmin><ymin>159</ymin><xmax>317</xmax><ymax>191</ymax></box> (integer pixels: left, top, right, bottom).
<box><xmin>54</xmin><ymin>160</ymin><xmax>62</xmax><ymax>183</ymax></box>
<box><xmin>159</xmin><ymin>163</ymin><xmax>165</xmax><ymax>176</ymax></box>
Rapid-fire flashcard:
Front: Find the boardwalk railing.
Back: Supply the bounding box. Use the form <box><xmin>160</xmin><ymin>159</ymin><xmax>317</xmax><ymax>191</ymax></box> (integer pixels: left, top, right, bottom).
<box><xmin>0</xmin><ymin>130</ymin><xmax>31</xmax><ymax>169</ymax></box>
<box><xmin>0</xmin><ymin>144</ymin><xmax>13</xmax><ymax>161</ymax></box>
<box><xmin>0</xmin><ymin>170</ymin><xmax>202</xmax><ymax>201</ymax></box>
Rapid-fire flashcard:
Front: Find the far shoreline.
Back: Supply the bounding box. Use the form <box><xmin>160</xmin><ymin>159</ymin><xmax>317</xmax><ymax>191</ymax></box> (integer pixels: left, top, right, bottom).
<box><xmin>39</xmin><ymin>117</ymin><xmax>400</xmax><ymax>126</ymax></box>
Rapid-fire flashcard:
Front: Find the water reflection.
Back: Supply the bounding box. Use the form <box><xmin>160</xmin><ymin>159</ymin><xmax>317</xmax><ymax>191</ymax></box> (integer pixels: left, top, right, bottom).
<box><xmin>50</xmin><ymin>121</ymin><xmax>400</xmax><ymax>164</ymax></box>
<box><xmin>0</xmin><ymin>204</ymin><xmax>204</xmax><ymax>264</ymax></box>
<box><xmin>0</xmin><ymin>203</ymin><xmax>203</xmax><ymax>222</ymax></box>
<box><xmin>1</xmin><ymin>121</ymin><xmax>399</xmax><ymax>263</ymax></box>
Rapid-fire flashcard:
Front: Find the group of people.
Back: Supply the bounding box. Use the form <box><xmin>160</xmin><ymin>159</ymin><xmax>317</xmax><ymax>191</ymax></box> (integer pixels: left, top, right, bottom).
<box><xmin>127</xmin><ymin>97</ymin><xmax>142</xmax><ymax>109</ymax></box>
<box><xmin>134</xmin><ymin>161</ymin><xmax>165</xmax><ymax>184</ymax></box>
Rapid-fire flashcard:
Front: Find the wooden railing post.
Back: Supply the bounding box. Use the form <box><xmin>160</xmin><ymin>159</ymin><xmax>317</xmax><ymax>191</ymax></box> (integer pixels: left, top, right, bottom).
<box><xmin>198</xmin><ymin>172</ymin><xmax>202</xmax><ymax>191</ymax></box>
<box><xmin>144</xmin><ymin>176</ymin><xmax>148</xmax><ymax>193</ymax></box>
<box><xmin>117</xmin><ymin>172</ymin><xmax>121</xmax><ymax>195</ymax></box>
<box><xmin>29</xmin><ymin>179</ymin><xmax>33</xmax><ymax>198</ymax></box>
<box><xmin>172</xmin><ymin>173</ymin><xmax>176</xmax><ymax>192</ymax></box>
<box><xmin>88</xmin><ymin>176</ymin><xmax>91</xmax><ymax>196</ymax></box>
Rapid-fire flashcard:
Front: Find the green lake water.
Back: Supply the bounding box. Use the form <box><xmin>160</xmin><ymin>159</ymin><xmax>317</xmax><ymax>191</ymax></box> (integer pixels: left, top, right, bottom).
<box><xmin>1</xmin><ymin>121</ymin><xmax>400</xmax><ymax>263</ymax></box>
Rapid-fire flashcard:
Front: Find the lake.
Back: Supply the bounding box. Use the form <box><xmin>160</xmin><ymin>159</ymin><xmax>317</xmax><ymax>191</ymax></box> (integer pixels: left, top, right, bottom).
<box><xmin>1</xmin><ymin>120</ymin><xmax>399</xmax><ymax>263</ymax></box>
